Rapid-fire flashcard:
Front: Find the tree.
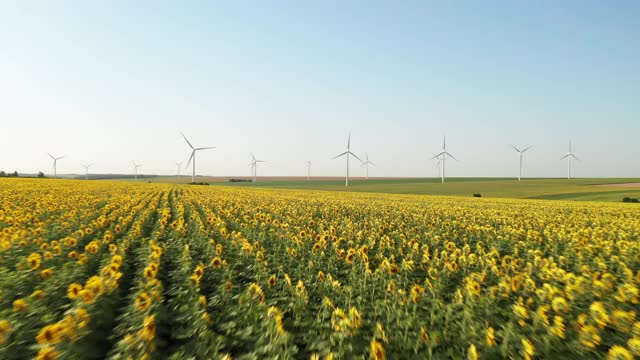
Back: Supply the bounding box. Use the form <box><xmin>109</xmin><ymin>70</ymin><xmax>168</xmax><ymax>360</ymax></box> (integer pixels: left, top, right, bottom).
<box><xmin>0</xmin><ymin>171</ymin><xmax>5</xmax><ymax>177</ymax></box>
<box><xmin>37</xmin><ymin>171</ymin><xmax>45</xmax><ymax>178</ymax></box>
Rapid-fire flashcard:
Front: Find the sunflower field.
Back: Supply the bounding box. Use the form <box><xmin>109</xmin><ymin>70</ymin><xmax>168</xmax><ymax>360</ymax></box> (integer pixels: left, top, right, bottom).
<box><xmin>0</xmin><ymin>178</ymin><xmax>639</xmax><ymax>360</ymax></box>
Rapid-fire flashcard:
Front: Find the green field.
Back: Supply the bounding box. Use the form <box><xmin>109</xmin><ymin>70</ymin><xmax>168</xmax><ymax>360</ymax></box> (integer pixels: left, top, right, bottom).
<box><xmin>206</xmin><ymin>178</ymin><xmax>640</xmax><ymax>202</ymax></box>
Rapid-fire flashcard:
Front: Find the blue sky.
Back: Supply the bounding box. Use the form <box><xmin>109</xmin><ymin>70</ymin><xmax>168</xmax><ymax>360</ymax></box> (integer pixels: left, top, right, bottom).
<box><xmin>1</xmin><ymin>1</ymin><xmax>638</xmax><ymax>177</ymax></box>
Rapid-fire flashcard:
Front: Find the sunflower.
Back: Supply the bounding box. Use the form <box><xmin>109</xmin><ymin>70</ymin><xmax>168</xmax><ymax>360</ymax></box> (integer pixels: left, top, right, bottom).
<box><xmin>12</xmin><ymin>299</ymin><xmax>27</xmax><ymax>312</ymax></box>
<box><xmin>248</xmin><ymin>283</ymin><xmax>265</xmax><ymax>304</ymax></box>
<box><xmin>521</xmin><ymin>338</ymin><xmax>535</xmax><ymax>360</ymax></box>
<box><xmin>31</xmin><ymin>290</ymin><xmax>46</xmax><ymax>300</ymax></box>
<box><xmin>552</xmin><ymin>297</ymin><xmax>568</xmax><ymax>313</ymax></box>
<box><xmin>138</xmin><ymin>315</ymin><xmax>156</xmax><ymax>341</ymax></box>
<box><xmin>370</xmin><ymin>340</ymin><xmax>386</xmax><ymax>360</ymax></box>
<box><xmin>135</xmin><ymin>292</ymin><xmax>151</xmax><ymax>311</ymax></box>
<box><xmin>420</xmin><ymin>327</ymin><xmax>429</xmax><ymax>342</ymax></box>
<box><xmin>466</xmin><ymin>280</ymin><xmax>481</xmax><ymax>297</ymax></box>
<box><xmin>550</xmin><ymin>316</ymin><xmax>566</xmax><ymax>339</ymax></box>
<box><xmin>485</xmin><ymin>326</ymin><xmax>496</xmax><ymax>347</ymax></box>
<box><xmin>211</xmin><ymin>257</ymin><xmax>222</xmax><ymax>269</ymax></box>
<box><xmin>27</xmin><ymin>253</ymin><xmax>42</xmax><ymax>270</ymax></box>
<box><xmin>268</xmin><ymin>275</ymin><xmax>277</xmax><ymax>287</ymax></box>
<box><xmin>317</xmin><ymin>271</ymin><xmax>325</xmax><ymax>283</ymax></box>
<box><xmin>345</xmin><ymin>252</ymin><xmax>355</xmax><ymax>264</ymax></box>
<box><xmin>34</xmin><ymin>347</ymin><xmax>58</xmax><ymax>360</ymax></box>
<box><xmin>607</xmin><ymin>345</ymin><xmax>633</xmax><ymax>360</ymax></box>
<box><xmin>627</xmin><ymin>337</ymin><xmax>640</xmax><ymax>356</ymax></box>
<box><xmin>467</xmin><ymin>344</ymin><xmax>478</xmax><ymax>360</ymax></box>
<box><xmin>36</xmin><ymin>324</ymin><xmax>62</xmax><ymax>345</ymax></box>
<box><xmin>447</xmin><ymin>261</ymin><xmax>458</xmax><ymax>272</ymax></box>
<box><xmin>590</xmin><ymin>302</ymin><xmax>610</xmax><ymax>329</ymax></box>
<box><xmin>40</xmin><ymin>268</ymin><xmax>54</xmax><ymax>279</ymax></box>
<box><xmin>579</xmin><ymin>325</ymin><xmax>601</xmax><ymax>349</ymax></box>
<box><xmin>75</xmin><ymin>308</ymin><xmax>90</xmax><ymax>329</ymax></box>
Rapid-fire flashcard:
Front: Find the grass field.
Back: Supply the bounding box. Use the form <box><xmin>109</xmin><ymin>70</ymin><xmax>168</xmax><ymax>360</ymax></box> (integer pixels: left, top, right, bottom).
<box><xmin>196</xmin><ymin>178</ymin><xmax>640</xmax><ymax>202</ymax></box>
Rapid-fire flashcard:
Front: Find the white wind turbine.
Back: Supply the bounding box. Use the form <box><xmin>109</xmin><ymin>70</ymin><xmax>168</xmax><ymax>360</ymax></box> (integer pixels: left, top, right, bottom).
<box><xmin>81</xmin><ymin>163</ymin><xmax>93</xmax><ymax>180</ymax></box>
<box><xmin>306</xmin><ymin>160</ymin><xmax>311</xmax><ymax>181</ymax></box>
<box><xmin>510</xmin><ymin>145</ymin><xmax>533</xmax><ymax>181</ymax></box>
<box><xmin>48</xmin><ymin>153</ymin><xmax>65</xmax><ymax>178</ymax></box>
<box><xmin>433</xmin><ymin>153</ymin><xmax>443</xmax><ymax>178</ymax></box>
<box><xmin>176</xmin><ymin>162</ymin><xmax>183</xmax><ymax>178</ymax></box>
<box><xmin>132</xmin><ymin>161</ymin><xmax>142</xmax><ymax>181</ymax></box>
<box><xmin>431</xmin><ymin>136</ymin><xmax>457</xmax><ymax>184</ymax></box>
<box><xmin>181</xmin><ymin>132</ymin><xmax>215</xmax><ymax>183</ymax></box>
<box><xmin>332</xmin><ymin>132</ymin><xmax>363</xmax><ymax>187</ymax></box>
<box><xmin>361</xmin><ymin>153</ymin><xmax>375</xmax><ymax>180</ymax></box>
<box><xmin>560</xmin><ymin>140</ymin><xmax>580</xmax><ymax>179</ymax></box>
<box><xmin>249</xmin><ymin>153</ymin><xmax>265</xmax><ymax>182</ymax></box>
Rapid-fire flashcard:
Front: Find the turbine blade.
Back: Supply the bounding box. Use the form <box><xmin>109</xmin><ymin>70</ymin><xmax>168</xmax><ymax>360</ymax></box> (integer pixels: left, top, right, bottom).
<box><xmin>432</xmin><ymin>151</ymin><xmax>446</xmax><ymax>159</ymax></box>
<box><xmin>572</xmin><ymin>154</ymin><xmax>581</xmax><ymax>161</ymax></box>
<box><xmin>181</xmin><ymin>132</ymin><xmax>194</xmax><ymax>149</ymax></box>
<box><xmin>369</xmin><ymin>161</ymin><xmax>376</xmax><ymax>166</ymax></box>
<box><xmin>48</xmin><ymin>153</ymin><xmax>54</xmax><ymax>160</ymax></box>
<box><xmin>195</xmin><ymin>146</ymin><xmax>216</xmax><ymax>150</ymax></box>
<box><xmin>522</xmin><ymin>146</ymin><xmax>533</xmax><ymax>152</ymax></box>
<box><xmin>510</xmin><ymin>145</ymin><xmax>521</xmax><ymax>152</ymax></box>
<box><xmin>186</xmin><ymin>151</ymin><xmax>195</xmax><ymax>168</ymax></box>
<box><xmin>560</xmin><ymin>154</ymin><xmax>570</xmax><ymax>160</ymax></box>
<box><xmin>444</xmin><ymin>152</ymin><xmax>458</xmax><ymax>161</ymax></box>
<box><xmin>332</xmin><ymin>151</ymin><xmax>348</xmax><ymax>159</ymax></box>
<box><xmin>349</xmin><ymin>152</ymin><xmax>364</xmax><ymax>163</ymax></box>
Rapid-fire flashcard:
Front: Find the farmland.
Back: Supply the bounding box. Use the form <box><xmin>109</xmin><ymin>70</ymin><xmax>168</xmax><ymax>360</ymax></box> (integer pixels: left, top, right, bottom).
<box><xmin>1</xmin><ymin>178</ymin><xmax>639</xmax><ymax>359</ymax></box>
<box><xmin>156</xmin><ymin>177</ymin><xmax>640</xmax><ymax>202</ymax></box>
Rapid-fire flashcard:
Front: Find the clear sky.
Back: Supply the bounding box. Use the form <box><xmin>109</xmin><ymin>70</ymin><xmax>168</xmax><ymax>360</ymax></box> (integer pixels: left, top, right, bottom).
<box><xmin>1</xmin><ymin>1</ymin><xmax>639</xmax><ymax>178</ymax></box>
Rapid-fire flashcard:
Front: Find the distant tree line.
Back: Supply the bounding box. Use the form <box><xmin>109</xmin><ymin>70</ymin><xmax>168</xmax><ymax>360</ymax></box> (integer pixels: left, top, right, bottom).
<box><xmin>0</xmin><ymin>171</ymin><xmax>19</xmax><ymax>177</ymax></box>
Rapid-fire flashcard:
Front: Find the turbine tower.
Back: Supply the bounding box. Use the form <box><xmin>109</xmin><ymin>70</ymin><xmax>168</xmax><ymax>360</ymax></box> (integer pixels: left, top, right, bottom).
<box><xmin>132</xmin><ymin>161</ymin><xmax>142</xmax><ymax>181</ymax></box>
<box><xmin>306</xmin><ymin>160</ymin><xmax>311</xmax><ymax>181</ymax></box>
<box><xmin>81</xmin><ymin>163</ymin><xmax>93</xmax><ymax>181</ymax></box>
<box><xmin>560</xmin><ymin>141</ymin><xmax>580</xmax><ymax>179</ymax></box>
<box><xmin>431</xmin><ymin>136</ymin><xmax>457</xmax><ymax>184</ymax></box>
<box><xmin>181</xmin><ymin>132</ymin><xmax>215</xmax><ymax>183</ymax></box>
<box><xmin>361</xmin><ymin>153</ymin><xmax>375</xmax><ymax>180</ymax></box>
<box><xmin>248</xmin><ymin>153</ymin><xmax>265</xmax><ymax>182</ymax></box>
<box><xmin>48</xmin><ymin>153</ymin><xmax>65</xmax><ymax>178</ymax></box>
<box><xmin>332</xmin><ymin>132</ymin><xmax>363</xmax><ymax>187</ymax></box>
<box><xmin>511</xmin><ymin>145</ymin><xmax>532</xmax><ymax>181</ymax></box>
<box><xmin>176</xmin><ymin>162</ymin><xmax>182</xmax><ymax>177</ymax></box>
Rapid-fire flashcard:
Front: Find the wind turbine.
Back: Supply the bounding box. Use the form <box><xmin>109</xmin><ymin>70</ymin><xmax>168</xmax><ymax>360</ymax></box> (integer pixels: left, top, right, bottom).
<box><xmin>306</xmin><ymin>161</ymin><xmax>311</xmax><ymax>181</ymax></box>
<box><xmin>132</xmin><ymin>161</ymin><xmax>142</xmax><ymax>181</ymax></box>
<box><xmin>361</xmin><ymin>153</ymin><xmax>375</xmax><ymax>180</ymax></box>
<box><xmin>431</xmin><ymin>136</ymin><xmax>457</xmax><ymax>184</ymax></box>
<box><xmin>511</xmin><ymin>145</ymin><xmax>533</xmax><ymax>181</ymax></box>
<box><xmin>331</xmin><ymin>132</ymin><xmax>363</xmax><ymax>187</ymax></box>
<box><xmin>176</xmin><ymin>162</ymin><xmax>183</xmax><ymax>178</ymax></box>
<box><xmin>81</xmin><ymin>163</ymin><xmax>93</xmax><ymax>181</ymax></box>
<box><xmin>560</xmin><ymin>141</ymin><xmax>580</xmax><ymax>179</ymax></box>
<box><xmin>181</xmin><ymin>132</ymin><xmax>215</xmax><ymax>183</ymax></box>
<box><xmin>433</xmin><ymin>153</ymin><xmax>443</xmax><ymax>178</ymax></box>
<box><xmin>48</xmin><ymin>153</ymin><xmax>65</xmax><ymax>178</ymax></box>
<box><xmin>249</xmin><ymin>153</ymin><xmax>265</xmax><ymax>182</ymax></box>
